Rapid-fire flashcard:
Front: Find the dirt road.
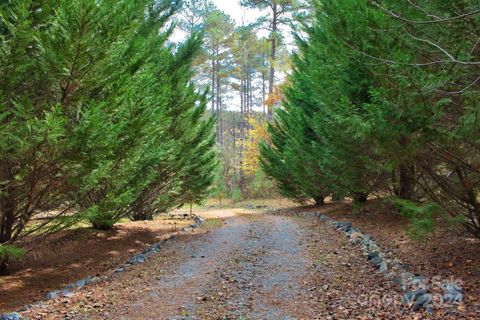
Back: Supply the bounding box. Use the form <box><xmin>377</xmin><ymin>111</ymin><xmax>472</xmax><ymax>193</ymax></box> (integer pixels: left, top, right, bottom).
<box><xmin>21</xmin><ymin>209</ymin><xmax>423</xmax><ymax>319</ymax></box>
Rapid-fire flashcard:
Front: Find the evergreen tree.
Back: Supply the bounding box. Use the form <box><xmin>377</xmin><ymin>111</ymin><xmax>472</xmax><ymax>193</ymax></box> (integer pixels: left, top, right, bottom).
<box><xmin>262</xmin><ymin>0</ymin><xmax>480</xmax><ymax>238</ymax></box>
<box><xmin>240</xmin><ymin>0</ymin><xmax>307</xmax><ymax>119</ymax></box>
<box><xmin>261</xmin><ymin>0</ymin><xmax>384</xmax><ymax>205</ymax></box>
<box><xmin>0</xmin><ymin>0</ymin><xmax>217</xmax><ymax>273</ymax></box>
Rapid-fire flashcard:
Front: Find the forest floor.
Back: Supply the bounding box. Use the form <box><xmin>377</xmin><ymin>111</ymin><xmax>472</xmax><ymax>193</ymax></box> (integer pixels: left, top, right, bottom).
<box><xmin>11</xmin><ymin>201</ymin><xmax>479</xmax><ymax>319</ymax></box>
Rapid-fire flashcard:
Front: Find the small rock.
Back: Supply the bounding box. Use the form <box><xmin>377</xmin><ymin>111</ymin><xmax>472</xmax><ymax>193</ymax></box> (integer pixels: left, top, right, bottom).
<box><xmin>62</xmin><ymin>290</ymin><xmax>74</xmax><ymax>298</ymax></box>
<box><xmin>63</xmin><ymin>283</ymin><xmax>76</xmax><ymax>291</ymax></box>
<box><xmin>393</xmin><ymin>277</ymin><xmax>404</xmax><ymax>287</ymax></box>
<box><xmin>367</xmin><ymin>251</ymin><xmax>380</xmax><ymax>261</ymax></box>
<box><xmin>349</xmin><ymin>232</ymin><xmax>364</xmax><ymax>244</ymax></box>
<box><xmin>443</xmin><ymin>282</ymin><xmax>463</xmax><ymax>294</ymax></box>
<box><xmin>401</xmin><ymin>272</ymin><xmax>415</xmax><ymax>282</ymax></box>
<box><xmin>413</xmin><ymin>293</ymin><xmax>433</xmax><ymax>310</ymax></box>
<box><xmin>128</xmin><ymin>254</ymin><xmax>147</xmax><ymax>265</ymax></box>
<box><xmin>444</xmin><ymin>292</ymin><xmax>463</xmax><ymax>303</ymax></box>
<box><xmin>45</xmin><ymin>290</ymin><xmax>60</xmax><ymax>300</ymax></box>
<box><xmin>379</xmin><ymin>262</ymin><xmax>388</xmax><ymax>273</ymax></box>
<box><xmin>114</xmin><ymin>268</ymin><xmax>125</xmax><ymax>273</ymax></box>
<box><xmin>412</xmin><ymin>275</ymin><xmax>427</xmax><ymax>287</ymax></box>
<box><xmin>335</xmin><ymin>222</ymin><xmax>352</xmax><ymax>232</ymax></box>
<box><xmin>142</xmin><ymin>246</ymin><xmax>159</xmax><ymax>255</ymax></box>
<box><xmin>76</xmin><ymin>276</ymin><xmax>91</xmax><ymax>288</ymax></box>
<box><xmin>1</xmin><ymin>313</ymin><xmax>21</xmax><ymax>320</ymax></box>
<box><xmin>370</xmin><ymin>256</ymin><xmax>383</xmax><ymax>267</ymax></box>
<box><xmin>403</xmin><ymin>289</ymin><xmax>426</xmax><ymax>304</ymax></box>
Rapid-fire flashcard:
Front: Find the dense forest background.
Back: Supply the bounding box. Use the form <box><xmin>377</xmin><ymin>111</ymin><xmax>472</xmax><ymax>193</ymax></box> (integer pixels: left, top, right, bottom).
<box><xmin>175</xmin><ymin>0</ymin><xmax>310</xmax><ymax>201</ymax></box>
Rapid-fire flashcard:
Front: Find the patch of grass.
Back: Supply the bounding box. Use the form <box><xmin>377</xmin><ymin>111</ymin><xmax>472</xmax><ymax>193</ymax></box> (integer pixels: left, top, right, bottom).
<box><xmin>0</xmin><ymin>245</ymin><xmax>25</xmax><ymax>260</ymax></box>
<box><xmin>237</xmin><ymin>212</ymin><xmax>263</xmax><ymax>221</ymax></box>
<box><xmin>203</xmin><ymin>218</ymin><xmax>224</xmax><ymax>229</ymax></box>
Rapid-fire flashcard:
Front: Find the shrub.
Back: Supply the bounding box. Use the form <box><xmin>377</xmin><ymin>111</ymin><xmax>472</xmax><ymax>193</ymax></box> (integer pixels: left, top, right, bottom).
<box><xmin>394</xmin><ymin>199</ymin><xmax>444</xmax><ymax>240</ymax></box>
<box><xmin>230</xmin><ymin>188</ymin><xmax>243</xmax><ymax>203</ymax></box>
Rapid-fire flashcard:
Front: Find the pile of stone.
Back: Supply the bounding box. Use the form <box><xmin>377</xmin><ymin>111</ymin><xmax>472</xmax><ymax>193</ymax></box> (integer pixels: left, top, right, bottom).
<box><xmin>113</xmin><ymin>244</ymin><xmax>159</xmax><ymax>273</ymax></box>
<box><xmin>295</xmin><ymin>211</ymin><xmax>464</xmax><ymax>312</ymax></box>
<box><xmin>115</xmin><ymin>214</ymin><xmax>204</xmax><ymax>272</ymax></box>
<box><xmin>182</xmin><ymin>214</ymin><xmax>205</xmax><ymax>232</ymax></box>
<box><xmin>1</xmin><ymin>313</ymin><xmax>21</xmax><ymax>320</ymax></box>
<box><xmin>45</xmin><ymin>276</ymin><xmax>101</xmax><ymax>300</ymax></box>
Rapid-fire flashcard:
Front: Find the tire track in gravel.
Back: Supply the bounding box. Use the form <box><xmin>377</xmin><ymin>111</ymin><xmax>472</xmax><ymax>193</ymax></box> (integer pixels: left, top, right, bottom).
<box><xmin>114</xmin><ymin>216</ymin><xmax>252</xmax><ymax>319</ymax></box>
<box><xmin>195</xmin><ymin>215</ymin><xmax>317</xmax><ymax>320</ymax></box>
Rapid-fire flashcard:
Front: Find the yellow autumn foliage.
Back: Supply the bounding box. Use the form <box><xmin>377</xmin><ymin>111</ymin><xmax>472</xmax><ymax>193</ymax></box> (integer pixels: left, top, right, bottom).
<box><xmin>242</xmin><ymin>117</ymin><xmax>269</xmax><ymax>176</ymax></box>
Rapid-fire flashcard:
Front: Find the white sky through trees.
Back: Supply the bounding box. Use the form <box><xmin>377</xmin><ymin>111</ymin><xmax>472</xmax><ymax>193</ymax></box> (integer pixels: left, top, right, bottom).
<box><xmin>172</xmin><ymin>1</ymin><xmax>270</xmax><ymax>111</ymax></box>
<box><xmin>212</xmin><ymin>0</ymin><xmax>261</xmax><ymax>24</ymax></box>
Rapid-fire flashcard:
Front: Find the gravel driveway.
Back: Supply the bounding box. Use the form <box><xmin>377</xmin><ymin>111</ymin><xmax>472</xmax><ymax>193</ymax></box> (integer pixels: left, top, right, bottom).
<box><xmin>20</xmin><ymin>210</ymin><xmax>442</xmax><ymax>319</ymax></box>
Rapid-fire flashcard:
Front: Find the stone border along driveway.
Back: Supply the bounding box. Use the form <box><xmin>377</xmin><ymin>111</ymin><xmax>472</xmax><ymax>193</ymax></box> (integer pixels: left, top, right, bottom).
<box><xmin>0</xmin><ymin>215</ymin><xmax>205</xmax><ymax>320</ymax></box>
<box><xmin>272</xmin><ymin>209</ymin><xmax>464</xmax><ymax>313</ymax></box>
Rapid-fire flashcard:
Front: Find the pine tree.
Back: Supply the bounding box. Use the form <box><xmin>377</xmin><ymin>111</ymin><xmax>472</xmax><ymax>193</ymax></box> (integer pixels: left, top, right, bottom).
<box><xmin>262</xmin><ymin>0</ymin><xmax>480</xmax><ymax>238</ymax></box>
<box><xmin>240</xmin><ymin>0</ymin><xmax>307</xmax><ymax>119</ymax></box>
<box><xmin>0</xmin><ymin>0</ymin><xmax>218</xmax><ymax>273</ymax></box>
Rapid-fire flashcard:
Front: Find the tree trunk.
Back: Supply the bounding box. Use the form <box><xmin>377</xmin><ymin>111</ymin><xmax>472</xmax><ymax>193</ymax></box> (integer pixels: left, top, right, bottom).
<box><xmin>353</xmin><ymin>192</ymin><xmax>369</xmax><ymax>203</ymax></box>
<box><xmin>131</xmin><ymin>211</ymin><xmax>153</xmax><ymax>221</ymax></box>
<box><xmin>248</xmin><ymin>71</ymin><xmax>252</xmax><ymax>116</ymax></box>
<box><xmin>398</xmin><ymin>164</ymin><xmax>415</xmax><ymax>200</ymax></box>
<box><xmin>314</xmin><ymin>196</ymin><xmax>325</xmax><ymax>206</ymax></box>
<box><xmin>211</xmin><ymin>56</ymin><xmax>216</xmax><ymax>113</ymax></box>
<box><xmin>0</xmin><ymin>258</ymin><xmax>8</xmax><ymax>276</ymax></box>
<box><xmin>267</xmin><ymin>3</ymin><xmax>278</xmax><ymax>121</ymax></box>
<box><xmin>331</xmin><ymin>193</ymin><xmax>343</xmax><ymax>202</ymax></box>
<box><xmin>216</xmin><ymin>56</ymin><xmax>222</xmax><ymax>144</ymax></box>
<box><xmin>0</xmin><ymin>162</ymin><xmax>16</xmax><ymax>245</ymax></box>
<box><xmin>262</xmin><ymin>71</ymin><xmax>266</xmax><ymax>117</ymax></box>
<box><xmin>0</xmin><ymin>194</ymin><xmax>15</xmax><ymax>245</ymax></box>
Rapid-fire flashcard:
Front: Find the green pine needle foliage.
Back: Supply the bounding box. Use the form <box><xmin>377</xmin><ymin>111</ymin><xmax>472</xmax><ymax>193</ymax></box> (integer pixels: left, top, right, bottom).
<box><xmin>261</xmin><ymin>0</ymin><xmax>480</xmax><ymax>238</ymax></box>
<box><xmin>394</xmin><ymin>199</ymin><xmax>444</xmax><ymax>240</ymax></box>
<box><xmin>0</xmin><ymin>0</ymin><xmax>217</xmax><ymax>272</ymax></box>
<box><xmin>0</xmin><ymin>245</ymin><xmax>25</xmax><ymax>260</ymax></box>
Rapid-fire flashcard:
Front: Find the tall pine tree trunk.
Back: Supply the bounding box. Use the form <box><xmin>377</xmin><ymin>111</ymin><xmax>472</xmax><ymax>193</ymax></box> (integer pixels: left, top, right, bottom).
<box><xmin>267</xmin><ymin>3</ymin><xmax>278</xmax><ymax>121</ymax></box>
<box><xmin>353</xmin><ymin>192</ymin><xmax>369</xmax><ymax>203</ymax></box>
<box><xmin>211</xmin><ymin>55</ymin><xmax>216</xmax><ymax>113</ymax></box>
<box><xmin>262</xmin><ymin>71</ymin><xmax>266</xmax><ymax>117</ymax></box>
<box><xmin>216</xmin><ymin>62</ymin><xmax>222</xmax><ymax>145</ymax></box>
